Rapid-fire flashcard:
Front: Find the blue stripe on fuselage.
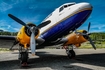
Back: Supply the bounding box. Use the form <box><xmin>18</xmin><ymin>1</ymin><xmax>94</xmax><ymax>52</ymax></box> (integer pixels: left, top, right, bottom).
<box><xmin>41</xmin><ymin>10</ymin><xmax>92</xmax><ymax>41</ymax></box>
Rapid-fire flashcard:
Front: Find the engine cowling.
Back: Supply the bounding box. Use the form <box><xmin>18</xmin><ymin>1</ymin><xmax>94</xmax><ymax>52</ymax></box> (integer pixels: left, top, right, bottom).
<box><xmin>25</xmin><ymin>23</ymin><xmax>39</xmax><ymax>38</ymax></box>
<box><xmin>63</xmin><ymin>32</ymin><xmax>87</xmax><ymax>47</ymax></box>
<box><xmin>16</xmin><ymin>23</ymin><xmax>40</xmax><ymax>46</ymax></box>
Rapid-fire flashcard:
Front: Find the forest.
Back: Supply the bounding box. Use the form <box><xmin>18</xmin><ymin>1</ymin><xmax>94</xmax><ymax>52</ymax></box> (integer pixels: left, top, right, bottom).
<box><xmin>0</xmin><ymin>31</ymin><xmax>105</xmax><ymax>41</ymax></box>
<box><xmin>0</xmin><ymin>31</ymin><xmax>18</xmax><ymax>36</ymax></box>
<box><xmin>0</xmin><ymin>31</ymin><xmax>105</xmax><ymax>49</ymax></box>
<box><xmin>90</xmin><ymin>33</ymin><xmax>105</xmax><ymax>41</ymax></box>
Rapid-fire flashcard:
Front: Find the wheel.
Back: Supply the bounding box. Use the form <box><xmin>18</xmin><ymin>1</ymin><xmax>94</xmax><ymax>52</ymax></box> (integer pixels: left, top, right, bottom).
<box><xmin>20</xmin><ymin>52</ymin><xmax>28</xmax><ymax>66</ymax></box>
<box><xmin>66</xmin><ymin>50</ymin><xmax>75</xmax><ymax>59</ymax></box>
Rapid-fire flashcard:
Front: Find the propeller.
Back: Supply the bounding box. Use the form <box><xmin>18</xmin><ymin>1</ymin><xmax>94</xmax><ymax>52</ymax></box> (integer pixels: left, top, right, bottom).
<box><xmin>8</xmin><ymin>14</ymin><xmax>37</xmax><ymax>54</ymax></box>
<box><xmin>86</xmin><ymin>22</ymin><xmax>96</xmax><ymax>49</ymax></box>
<box><xmin>75</xmin><ymin>22</ymin><xmax>96</xmax><ymax>50</ymax></box>
<box><xmin>37</xmin><ymin>20</ymin><xmax>51</xmax><ymax>28</ymax></box>
<box><xmin>88</xmin><ymin>22</ymin><xmax>91</xmax><ymax>32</ymax></box>
<box><xmin>8</xmin><ymin>14</ymin><xmax>29</xmax><ymax>28</ymax></box>
<box><xmin>88</xmin><ymin>36</ymin><xmax>96</xmax><ymax>50</ymax></box>
<box><xmin>30</xmin><ymin>26</ymin><xmax>36</xmax><ymax>55</ymax></box>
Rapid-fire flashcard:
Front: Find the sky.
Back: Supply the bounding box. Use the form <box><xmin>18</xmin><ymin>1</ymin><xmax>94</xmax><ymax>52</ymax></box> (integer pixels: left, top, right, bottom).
<box><xmin>0</xmin><ymin>0</ymin><xmax>105</xmax><ymax>32</ymax></box>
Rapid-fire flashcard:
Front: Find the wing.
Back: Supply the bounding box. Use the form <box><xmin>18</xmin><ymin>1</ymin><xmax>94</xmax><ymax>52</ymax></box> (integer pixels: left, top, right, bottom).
<box><xmin>0</xmin><ymin>35</ymin><xmax>16</xmax><ymax>40</ymax></box>
<box><xmin>0</xmin><ymin>35</ymin><xmax>16</xmax><ymax>48</ymax></box>
<box><xmin>52</xmin><ymin>30</ymin><xmax>96</xmax><ymax>49</ymax></box>
<box><xmin>0</xmin><ymin>35</ymin><xmax>45</xmax><ymax>49</ymax></box>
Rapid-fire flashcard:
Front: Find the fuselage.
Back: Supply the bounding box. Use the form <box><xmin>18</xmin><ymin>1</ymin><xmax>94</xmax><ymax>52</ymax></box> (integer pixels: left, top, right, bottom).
<box><xmin>39</xmin><ymin>2</ymin><xmax>92</xmax><ymax>42</ymax></box>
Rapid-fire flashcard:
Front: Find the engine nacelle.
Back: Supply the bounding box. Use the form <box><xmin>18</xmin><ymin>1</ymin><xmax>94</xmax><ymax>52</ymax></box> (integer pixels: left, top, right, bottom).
<box><xmin>63</xmin><ymin>32</ymin><xmax>87</xmax><ymax>47</ymax></box>
<box><xmin>16</xmin><ymin>23</ymin><xmax>40</xmax><ymax>47</ymax></box>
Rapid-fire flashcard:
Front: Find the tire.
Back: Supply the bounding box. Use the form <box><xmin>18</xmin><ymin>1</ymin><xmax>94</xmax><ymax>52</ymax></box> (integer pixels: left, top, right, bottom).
<box><xmin>20</xmin><ymin>52</ymin><xmax>28</xmax><ymax>64</ymax></box>
<box><xmin>66</xmin><ymin>50</ymin><xmax>75</xmax><ymax>59</ymax></box>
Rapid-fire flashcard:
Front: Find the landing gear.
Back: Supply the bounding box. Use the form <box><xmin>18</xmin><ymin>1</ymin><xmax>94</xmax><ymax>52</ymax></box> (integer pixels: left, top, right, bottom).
<box><xmin>18</xmin><ymin>44</ymin><xmax>28</xmax><ymax>66</ymax></box>
<box><xmin>65</xmin><ymin>45</ymin><xmax>76</xmax><ymax>59</ymax></box>
<box><xmin>66</xmin><ymin>49</ymin><xmax>75</xmax><ymax>59</ymax></box>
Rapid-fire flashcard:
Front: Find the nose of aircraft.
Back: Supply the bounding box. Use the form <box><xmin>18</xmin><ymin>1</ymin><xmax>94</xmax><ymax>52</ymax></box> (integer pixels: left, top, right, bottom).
<box><xmin>79</xmin><ymin>2</ymin><xmax>92</xmax><ymax>10</ymax></box>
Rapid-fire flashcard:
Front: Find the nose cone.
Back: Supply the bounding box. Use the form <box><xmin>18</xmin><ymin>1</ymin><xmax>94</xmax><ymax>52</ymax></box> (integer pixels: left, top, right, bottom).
<box><xmin>79</xmin><ymin>2</ymin><xmax>92</xmax><ymax>10</ymax></box>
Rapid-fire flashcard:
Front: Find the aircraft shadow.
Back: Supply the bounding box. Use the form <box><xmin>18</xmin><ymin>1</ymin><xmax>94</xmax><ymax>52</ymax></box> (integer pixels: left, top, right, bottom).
<box><xmin>0</xmin><ymin>52</ymin><xmax>105</xmax><ymax>70</ymax></box>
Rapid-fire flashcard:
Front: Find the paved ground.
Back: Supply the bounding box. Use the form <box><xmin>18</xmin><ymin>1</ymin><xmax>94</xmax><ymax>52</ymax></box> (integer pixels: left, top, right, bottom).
<box><xmin>0</xmin><ymin>49</ymin><xmax>105</xmax><ymax>70</ymax></box>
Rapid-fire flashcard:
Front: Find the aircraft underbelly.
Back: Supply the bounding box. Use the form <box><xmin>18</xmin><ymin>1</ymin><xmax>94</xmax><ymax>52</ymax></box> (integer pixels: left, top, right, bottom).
<box><xmin>41</xmin><ymin>10</ymin><xmax>92</xmax><ymax>41</ymax></box>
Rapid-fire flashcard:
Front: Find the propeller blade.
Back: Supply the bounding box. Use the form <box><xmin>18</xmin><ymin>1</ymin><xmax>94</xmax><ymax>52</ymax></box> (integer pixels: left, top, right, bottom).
<box><xmin>37</xmin><ymin>20</ymin><xmax>51</xmax><ymax>28</ymax></box>
<box><xmin>88</xmin><ymin>22</ymin><xmax>91</xmax><ymax>32</ymax></box>
<box><xmin>30</xmin><ymin>27</ymin><xmax>36</xmax><ymax>55</ymax></box>
<box><xmin>88</xmin><ymin>36</ymin><xmax>96</xmax><ymax>50</ymax></box>
<box><xmin>8</xmin><ymin>14</ymin><xmax>28</xmax><ymax>27</ymax></box>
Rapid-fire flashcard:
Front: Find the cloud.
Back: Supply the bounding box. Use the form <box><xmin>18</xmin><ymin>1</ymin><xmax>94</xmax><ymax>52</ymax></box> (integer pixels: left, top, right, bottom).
<box><xmin>0</xmin><ymin>20</ymin><xmax>20</xmax><ymax>32</ymax></box>
<box><xmin>22</xmin><ymin>15</ymin><xmax>44</xmax><ymax>24</ymax></box>
<box><xmin>13</xmin><ymin>28</ymin><xmax>20</xmax><ymax>32</ymax></box>
<box><xmin>0</xmin><ymin>2</ymin><xmax>12</xmax><ymax>12</ymax></box>
<box><xmin>0</xmin><ymin>0</ymin><xmax>105</xmax><ymax>32</ymax></box>
<box><xmin>98</xmin><ymin>25</ymin><xmax>105</xmax><ymax>29</ymax></box>
<box><xmin>0</xmin><ymin>21</ymin><xmax>10</xmax><ymax>31</ymax></box>
<box><xmin>0</xmin><ymin>20</ymin><xmax>8</xmax><ymax>26</ymax></box>
<box><xmin>91</xmin><ymin>29</ymin><xmax>105</xmax><ymax>33</ymax></box>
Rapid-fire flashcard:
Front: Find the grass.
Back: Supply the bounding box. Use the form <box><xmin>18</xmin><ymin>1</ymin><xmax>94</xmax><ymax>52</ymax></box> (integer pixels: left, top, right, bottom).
<box><xmin>0</xmin><ymin>41</ymin><xmax>105</xmax><ymax>52</ymax></box>
<box><xmin>79</xmin><ymin>42</ymin><xmax>105</xmax><ymax>49</ymax></box>
<box><xmin>0</xmin><ymin>48</ymin><xmax>10</xmax><ymax>51</ymax></box>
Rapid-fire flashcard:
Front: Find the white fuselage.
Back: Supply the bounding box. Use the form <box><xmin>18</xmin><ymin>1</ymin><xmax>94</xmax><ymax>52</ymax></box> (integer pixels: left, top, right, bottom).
<box><xmin>39</xmin><ymin>2</ymin><xmax>92</xmax><ymax>35</ymax></box>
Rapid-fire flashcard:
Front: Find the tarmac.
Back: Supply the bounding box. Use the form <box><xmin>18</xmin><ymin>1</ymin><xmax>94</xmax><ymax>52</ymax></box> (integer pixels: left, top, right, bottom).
<box><xmin>0</xmin><ymin>49</ymin><xmax>105</xmax><ymax>70</ymax></box>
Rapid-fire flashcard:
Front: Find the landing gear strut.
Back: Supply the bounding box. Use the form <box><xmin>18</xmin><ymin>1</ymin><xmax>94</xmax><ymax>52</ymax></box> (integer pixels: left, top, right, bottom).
<box><xmin>18</xmin><ymin>44</ymin><xmax>28</xmax><ymax>66</ymax></box>
<box><xmin>65</xmin><ymin>45</ymin><xmax>76</xmax><ymax>59</ymax></box>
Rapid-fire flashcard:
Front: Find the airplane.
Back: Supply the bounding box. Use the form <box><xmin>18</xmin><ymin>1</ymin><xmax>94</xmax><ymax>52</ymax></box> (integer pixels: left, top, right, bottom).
<box><xmin>0</xmin><ymin>2</ymin><xmax>95</xmax><ymax>66</ymax></box>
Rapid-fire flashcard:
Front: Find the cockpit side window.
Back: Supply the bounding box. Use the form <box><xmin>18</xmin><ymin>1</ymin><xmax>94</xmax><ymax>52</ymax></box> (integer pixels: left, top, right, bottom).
<box><xmin>59</xmin><ymin>3</ymin><xmax>75</xmax><ymax>12</ymax></box>
<box><xmin>59</xmin><ymin>6</ymin><xmax>64</xmax><ymax>12</ymax></box>
<box><xmin>64</xmin><ymin>5</ymin><xmax>68</xmax><ymax>8</ymax></box>
<box><xmin>68</xmin><ymin>4</ymin><xmax>74</xmax><ymax>7</ymax></box>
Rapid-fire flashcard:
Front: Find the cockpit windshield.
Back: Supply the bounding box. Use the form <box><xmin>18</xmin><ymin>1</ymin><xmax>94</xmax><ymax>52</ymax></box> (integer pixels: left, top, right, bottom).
<box><xmin>59</xmin><ymin>2</ymin><xmax>75</xmax><ymax>12</ymax></box>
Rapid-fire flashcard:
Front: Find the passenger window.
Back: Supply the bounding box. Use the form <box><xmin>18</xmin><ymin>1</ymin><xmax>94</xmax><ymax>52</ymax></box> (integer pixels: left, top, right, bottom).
<box><xmin>59</xmin><ymin>6</ymin><xmax>64</xmax><ymax>12</ymax></box>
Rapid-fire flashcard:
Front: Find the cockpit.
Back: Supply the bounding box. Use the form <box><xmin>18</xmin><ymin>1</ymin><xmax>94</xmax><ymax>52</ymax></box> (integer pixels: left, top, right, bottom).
<box><xmin>42</xmin><ymin>2</ymin><xmax>76</xmax><ymax>22</ymax></box>
<box><xmin>59</xmin><ymin>2</ymin><xmax>76</xmax><ymax>12</ymax></box>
